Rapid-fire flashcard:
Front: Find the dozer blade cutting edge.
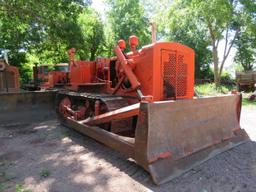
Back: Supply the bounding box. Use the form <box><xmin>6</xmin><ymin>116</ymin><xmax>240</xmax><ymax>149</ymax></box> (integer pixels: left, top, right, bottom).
<box><xmin>61</xmin><ymin>94</ymin><xmax>248</xmax><ymax>185</ymax></box>
<box><xmin>0</xmin><ymin>91</ymin><xmax>56</xmax><ymax>125</ymax></box>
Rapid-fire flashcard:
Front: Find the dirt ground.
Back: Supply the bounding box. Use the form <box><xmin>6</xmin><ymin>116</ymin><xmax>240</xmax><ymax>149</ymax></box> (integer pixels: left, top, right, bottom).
<box><xmin>1</xmin><ymin>107</ymin><xmax>256</xmax><ymax>192</ymax></box>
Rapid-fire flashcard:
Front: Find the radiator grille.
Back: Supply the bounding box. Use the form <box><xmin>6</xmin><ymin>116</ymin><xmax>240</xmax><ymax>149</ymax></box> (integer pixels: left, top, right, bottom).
<box><xmin>162</xmin><ymin>50</ymin><xmax>188</xmax><ymax>99</ymax></box>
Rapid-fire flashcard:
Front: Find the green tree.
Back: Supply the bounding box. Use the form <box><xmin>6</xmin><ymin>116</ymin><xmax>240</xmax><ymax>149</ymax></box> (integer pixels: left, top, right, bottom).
<box><xmin>190</xmin><ymin>0</ymin><xmax>241</xmax><ymax>86</ymax></box>
<box><xmin>77</xmin><ymin>8</ymin><xmax>105</xmax><ymax>61</ymax></box>
<box><xmin>0</xmin><ymin>0</ymin><xmax>90</xmax><ymax>82</ymax></box>
<box><xmin>103</xmin><ymin>22</ymin><xmax>116</xmax><ymax>57</ymax></box>
<box><xmin>166</xmin><ymin>0</ymin><xmax>254</xmax><ymax>86</ymax></box>
<box><xmin>0</xmin><ymin>0</ymin><xmax>89</xmax><ymax>52</ymax></box>
<box><xmin>234</xmin><ymin>0</ymin><xmax>256</xmax><ymax>71</ymax></box>
<box><xmin>106</xmin><ymin>0</ymin><xmax>151</xmax><ymax>50</ymax></box>
<box><xmin>166</xmin><ymin>0</ymin><xmax>212</xmax><ymax>79</ymax></box>
<box><xmin>234</xmin><ymin>29</ymin><xmax>256</xmax><ymax>71</ymax></box>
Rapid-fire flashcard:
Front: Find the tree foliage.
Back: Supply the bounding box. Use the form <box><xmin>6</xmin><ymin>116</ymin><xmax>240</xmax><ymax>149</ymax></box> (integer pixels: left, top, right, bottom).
<box><xmin>0</xmin><ymin>0</ymin><xmax>107</xmax><ymax>82</ymax></box>
<box><xmin>166</xmin><ymin>0</ymin><xmax>212</xmax><ymax>79</ymax></box>
<box><xmin>0</xmin><ymin>0</ymin><xmax>255</xmax><ymax>86</ymax></box>
<box><xmin>106</xmin><ymin>0</ymin><xmax>151</xmax><ymax>50</ymax></box>
<box><xmin>234</xmin><ymin>0</ymin><xmax>256</xmax><ymax>71</ymax></box>
<box><xmin>0</xmin><ymin>0</ymin><xmax>89</xmax><ymax>51</ymax></box>
<box><xmin>77</xmin><ymin>8</ymin><xmax>104</xmax><ymax>61</ymax></box>
<box><xmin>193</xmin><ymin>0</ymin><xmax>239</xmax><ymax>86</ymax></box>
<box><xmin>0</xmin><ymin>0</ymin><xmax>89</xmax><ymax>81</ymax></box>
<box><xmin>234</xmin><ymin>29</ymin><xmax>256</xmax><ymax>71</ymax></box>
<box><xmin>165</xmin><ymin>0</ymin><xmax>256</xmax><ymax>86</ymax></box>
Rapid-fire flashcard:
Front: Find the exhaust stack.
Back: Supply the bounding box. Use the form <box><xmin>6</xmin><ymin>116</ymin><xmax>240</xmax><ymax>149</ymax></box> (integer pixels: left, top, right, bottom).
<box><xmin>151</xmin><ymin>22</ymin><xmax>157</xmax><ymax>43</ymax></box>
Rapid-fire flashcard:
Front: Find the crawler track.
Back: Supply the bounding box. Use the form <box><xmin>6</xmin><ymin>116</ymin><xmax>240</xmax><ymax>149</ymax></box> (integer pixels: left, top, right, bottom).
<box><xmin>56</xmin><ymin>91</ymin><xmax>130</xmax><ymax>111</ymax></box>
<box><xmin>56</xmin><ymin>91</ymin><xmax>135</xmax><ymax>136</ymax></box>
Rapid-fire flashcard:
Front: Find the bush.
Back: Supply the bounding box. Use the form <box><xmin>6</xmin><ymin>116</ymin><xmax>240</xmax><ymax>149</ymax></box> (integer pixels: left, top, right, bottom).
<box><xmin>196</xmin><ymin>69</ymin><xmax>235</xmax><ymax>87</ymax></box>
<box><xmin>220</xmin><ymin>71</ymin><xmax>235</xmax><ymax>86</ymax></box>
<box><xmin>200</xmin><ymin>66</ymin><xmax>214</xmax><ymax>81</ymax></box>
<box><xmin>195</xmin><ymin>83</ymin><xmax>234</xmax><ymax>96</ymax></box>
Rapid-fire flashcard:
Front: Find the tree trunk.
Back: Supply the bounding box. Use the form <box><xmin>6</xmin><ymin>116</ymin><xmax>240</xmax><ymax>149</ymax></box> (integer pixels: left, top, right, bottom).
<box><xmin>212</xmin><ymin>45</ymin><xmax>220</xmax><ymax>87</ymax></box>
<box><xmin>208</xmin><ymin>21</ymin><xmax>220</xmax><ymax>88</ymax></box>
<box><xmin>90</xmin><ymin>49</ymin><xmax>97</xmax><ymax>61</ymax></box>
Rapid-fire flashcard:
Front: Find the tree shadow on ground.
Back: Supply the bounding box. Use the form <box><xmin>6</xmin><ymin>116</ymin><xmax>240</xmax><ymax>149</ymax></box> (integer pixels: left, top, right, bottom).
<box><xmin>1</xmin><ymin>120</ymin><xmax>256</xmax><ymax>192</ymax></box>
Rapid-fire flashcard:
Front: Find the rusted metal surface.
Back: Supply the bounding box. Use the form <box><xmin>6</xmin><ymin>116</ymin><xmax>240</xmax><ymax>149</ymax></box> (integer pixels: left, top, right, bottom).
<box><xmin>81</xmin><ymin>103</ymin><xmax>139</xmax><ymax>125</ymax></box>
<box><xmin>63</xmin><ymin>117</ymin><xmax>135</xmax><ymax>158</ymax></box>
<box><xmin>134</xmin><ymin>94</ymin><xmax>248</xmax><ymax>184</ymax></box>
<box><xmin>0</xmin><ymin>59</ymin><xmax>20</xmax><ymax>93</ymax></box>
<box><xmin>56</xmin><ymin>91</ymin><xmax>135</xmax><ymax>135</ymax></box>
<box><xmin>58</xmin><ymin>93</ymin><xmax>248</xmax><ymax>185</ymax></box>
<box><xmin>236</xmin><ymin>71</ymin><xmax>256</xmax><ymax>91</ymax></box>
<box><xmin>0</xmin><ymin>91</ymin><xmax>56</xmax><ymax>124</ymax></box>
<box><xmin>114</xmin><ymin>45</ymin><xmax>141</xmax><ymax>91</ymax></box>
<box><xmin>53</xmin><ymin>40</ymin><xmax>248</xmax><ymax>185</ymax></box>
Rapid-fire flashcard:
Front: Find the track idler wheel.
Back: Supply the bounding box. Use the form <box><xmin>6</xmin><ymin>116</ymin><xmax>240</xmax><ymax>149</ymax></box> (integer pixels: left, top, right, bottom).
<box><xmin>59</xmin><ymin>97</ymin><xmax>72</xmax><ymax>118</ymax></box>
<box><xmin>58</xmin><ymin>97</ymin><xmax>91</xmax><ymax>120</ymax></box>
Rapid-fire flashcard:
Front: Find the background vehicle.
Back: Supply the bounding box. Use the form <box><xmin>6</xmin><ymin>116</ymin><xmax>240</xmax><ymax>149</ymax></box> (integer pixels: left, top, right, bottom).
<box><xmin>236</xmin><ymin>71</ymin><xmax>256</xmax><ymax>92</ymax></box>
<box><xmin>23</xmin><ymin>63</ymin><xmax>69</xmax><ymax>90</ymax></box>
<box><xmin>0</xmin><ymin>49</ymin><xmax>20</xmax><ymax>93</ymax></box>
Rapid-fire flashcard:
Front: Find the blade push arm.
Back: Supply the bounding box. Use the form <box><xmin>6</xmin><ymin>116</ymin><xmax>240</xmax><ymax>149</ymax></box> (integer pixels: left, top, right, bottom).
<box><xmin>114</xmin><ymin>45</ymin><xmax>141</xmax><ymax>90</ymax></box>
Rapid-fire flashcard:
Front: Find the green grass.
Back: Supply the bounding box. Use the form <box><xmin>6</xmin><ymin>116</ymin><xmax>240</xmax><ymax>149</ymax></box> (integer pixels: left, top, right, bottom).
<box><xmin>40</xmin><ymin>169</ymin><xmax>51</xmax><ymax>178</ymax></box>
<box><xmin>15</xmin><ymin>184</ymin><xmax>32</xmax><ymax>192</ymax></box>
<box><xmin>0</xmin><ymin>171</ymin><xmax>17</xmax><ymax>192</ymax></box>
<box><xmin>195</xmin><ymin>83</ymin><xmax>256</xmax><ymax>108</ymax></box>
<box><xmin>0</xmin><ymin>174</ymin><xmax>30</xmax><ymax>192</ymax></box>
<box><xmin>0</xmin><ymin>183</ymin><xmax>7</xmax><ymax>192</ymax></box>
<box><xmin>242</xmin><ymin>97</ymin><xmax>256</xmax><ymax>108</ymax></box>
<box><xmin>195</xmin><ymin>83</ymin><xmax>234</xmax><ymax>96</ymax></box>
<box><xmin>0</xmin><ymin>160</ymin><xmax>13</xmax><ymax>167</ymax></box>
<box><xmin>0</xmin><ymin>171</ymin><xmax>16</xmax><ymax>181</ymax></box>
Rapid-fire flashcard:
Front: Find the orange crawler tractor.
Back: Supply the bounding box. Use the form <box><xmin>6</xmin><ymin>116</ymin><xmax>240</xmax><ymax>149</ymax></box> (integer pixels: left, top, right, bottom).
<box><xmin>56</xmin><ymin>36</ymin><xmax>248</xmax><ymax>184</ymax></box>
<box><xmin>24</xmin><ymin>63</ymin><xmax>69</xmax><ymax>91</ymax></box>
<box><xmin>42</xmin><ymin>63</ymin><xmax>69</xmax><ymax>89</ymax></box>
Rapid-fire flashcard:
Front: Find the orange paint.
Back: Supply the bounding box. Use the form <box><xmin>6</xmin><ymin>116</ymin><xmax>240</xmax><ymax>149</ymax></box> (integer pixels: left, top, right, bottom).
<box><xmin>66</xmin><ymin>38</ymin><xmax>195</xmax><ymax>102</ymax></box>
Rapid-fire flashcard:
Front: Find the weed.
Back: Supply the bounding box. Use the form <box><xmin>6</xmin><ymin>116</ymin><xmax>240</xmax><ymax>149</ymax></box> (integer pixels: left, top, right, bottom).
<box><xmin>195</xmin><ymin>83</ymin><xmax>234</xmax><ymax>96</ymax></box>
<box><xmin>40</xmin><ymin>169</ymin><xmax>51</xmax><ymax>178</ymax></box>
<box><xmin>0</xmin><ymin>160</ymin><xmax>11</xmax><ymax>167</ymax></box>
<box><xmin>0</xmin><ymin>183</ymin><xmax>7</xmax><ymax>192</ymax></box>
<box><xmin>242</xmin><ymin>98</ymin><xmax>256</xmax><ymax>108</ymax></box>
<box><xmin>0</xmin><ymin>171</ymin><xmax>16</xmax><ymax>181</ymax></box>
<box><xmin>15</xmin><ymin>184</ymin><xmax>32</xmax><ymax>192</ymax></box>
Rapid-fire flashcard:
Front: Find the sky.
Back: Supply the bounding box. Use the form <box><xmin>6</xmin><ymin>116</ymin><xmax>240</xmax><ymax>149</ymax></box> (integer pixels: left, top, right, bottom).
<box><xmin>91</xmin><ymin>0</ymin><xmax>237</xmax><ymax>75</ymax></box>
<box><xmin>91</xmin><ymin>0</ymin><xmax>105</xmax><ymax>18</ymax></box>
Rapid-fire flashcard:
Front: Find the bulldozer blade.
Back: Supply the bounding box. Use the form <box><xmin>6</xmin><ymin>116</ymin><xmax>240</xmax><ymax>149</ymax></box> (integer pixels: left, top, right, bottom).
<box><xmin>57</xmin><ymin>94</ymin><xmax>248</xmax><ymax>185</ymax></box>
<box><xmin>134</xmin><ymin>94</ymin><xmax>249</xmax><ymax>185</ymax></box>
<box><xmin>0</xmin><ymin>91</ymin><xmax>56</xmax><ymax>125</ymax></box>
